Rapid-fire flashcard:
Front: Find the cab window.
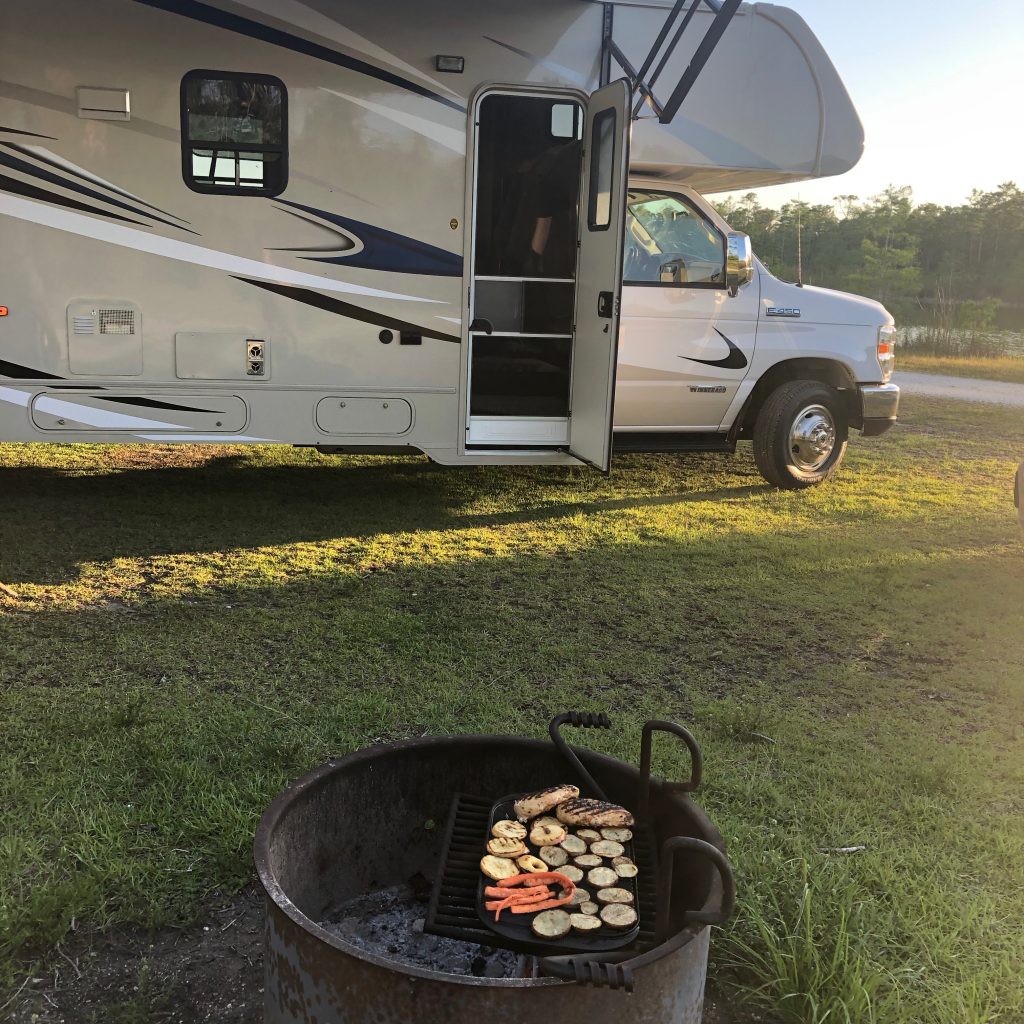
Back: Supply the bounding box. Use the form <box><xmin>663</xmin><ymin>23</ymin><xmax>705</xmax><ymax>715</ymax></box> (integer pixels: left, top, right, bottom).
<box><xmin>624</xmin><ymin>191</ymin><xmax>725</xmax><ymax>286</ymax></box>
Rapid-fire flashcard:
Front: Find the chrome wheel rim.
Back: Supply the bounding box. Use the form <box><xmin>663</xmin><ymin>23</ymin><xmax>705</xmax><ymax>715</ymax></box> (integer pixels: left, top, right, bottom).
<box><xmin>789</xmin><ymin>404</ymin><xmax>836</xmax><ymax>472</ymax></box>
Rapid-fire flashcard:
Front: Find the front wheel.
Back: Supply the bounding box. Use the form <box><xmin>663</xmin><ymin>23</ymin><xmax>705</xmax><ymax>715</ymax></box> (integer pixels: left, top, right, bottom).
<box><xmin>752</xmin><ymin>380</ymin><xmax>849</xmax><ymax>489</ymax></box>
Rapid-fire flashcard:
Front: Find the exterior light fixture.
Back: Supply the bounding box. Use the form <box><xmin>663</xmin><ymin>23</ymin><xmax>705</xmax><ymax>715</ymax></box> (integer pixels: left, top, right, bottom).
<box><xmin>435</xmin><ymin>55</ymin><xmax>465</xmax><ymax>74</ymax></box>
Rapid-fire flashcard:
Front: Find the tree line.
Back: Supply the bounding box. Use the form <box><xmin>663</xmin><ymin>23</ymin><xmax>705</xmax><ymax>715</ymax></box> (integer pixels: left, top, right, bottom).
<box><xmin>714</xmin><ymin>183</ymin><xmax>1024</xmax><ymax>342</ymax></box>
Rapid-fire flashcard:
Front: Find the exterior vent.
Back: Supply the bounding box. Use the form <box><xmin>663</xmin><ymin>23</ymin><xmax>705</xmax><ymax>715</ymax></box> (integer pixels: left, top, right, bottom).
<box><xmin>66</xmin><ymin>300</ymin><xmax>143</xmax><ymax>375</ymax></box>
<box><xmin>77</xmin><ymin>87</ymin><xmax>131</xmax><ymax>122</ymax></box>
<box><xmin>99</xmin><ymin>309</ymin><xmax>135</xmax><ymax>335</ymax></box>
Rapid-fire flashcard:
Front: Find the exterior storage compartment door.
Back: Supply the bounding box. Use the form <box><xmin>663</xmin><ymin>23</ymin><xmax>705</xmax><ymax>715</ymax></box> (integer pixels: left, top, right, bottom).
<box><xmin>568</xmin><ymin>79</ymin><xmax>631</xmax><ymax>472</ymax></box>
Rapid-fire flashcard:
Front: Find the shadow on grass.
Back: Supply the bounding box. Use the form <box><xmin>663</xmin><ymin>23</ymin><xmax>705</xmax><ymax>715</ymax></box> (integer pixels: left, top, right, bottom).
<box><xmin>0</xmin><ymin>452</ymin><xmax>767</xmax><ymax>584</ymax></box>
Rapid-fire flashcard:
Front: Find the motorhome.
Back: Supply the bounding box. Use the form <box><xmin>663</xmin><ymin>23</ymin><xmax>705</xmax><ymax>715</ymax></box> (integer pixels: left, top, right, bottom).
<box><xmin>0</xmin><ymin>0</ymin><xmax>899</xmax><ymax>487</ymax></box>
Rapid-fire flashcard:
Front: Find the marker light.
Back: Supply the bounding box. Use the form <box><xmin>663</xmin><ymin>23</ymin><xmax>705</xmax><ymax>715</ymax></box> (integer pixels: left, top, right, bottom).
<box><xmin>877</xmin><ymin>325</ymin><xmax>896</xmax><ymax>383</ymax></box>
<box><xmin>435</xmin><ymin>55</ymin><xmax>465</xmax><ymax>74</ymax></box>
<box><xmin>0</xmin><ymin>307</ymin><xmax>8</xmax><ymax>317</ymax></box>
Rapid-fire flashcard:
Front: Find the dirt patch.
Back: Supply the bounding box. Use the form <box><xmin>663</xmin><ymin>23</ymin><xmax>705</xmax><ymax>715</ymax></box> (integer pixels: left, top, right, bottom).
<box><xmin>5</xmin><ymin>887</ymin><xmax>767</xmax><ymax>1023</ymax></box>
<box><xmin>6</xmin><ymin>887</ymin><xmax>264</xmax><ymax>1024</ymax></box>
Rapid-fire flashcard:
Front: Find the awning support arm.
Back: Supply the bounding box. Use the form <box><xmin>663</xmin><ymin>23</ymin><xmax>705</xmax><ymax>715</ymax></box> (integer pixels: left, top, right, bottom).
<box><xmin>600</xmin><ymin>0</ymin><xmax>741</xmax><ymax>124</ymax></box>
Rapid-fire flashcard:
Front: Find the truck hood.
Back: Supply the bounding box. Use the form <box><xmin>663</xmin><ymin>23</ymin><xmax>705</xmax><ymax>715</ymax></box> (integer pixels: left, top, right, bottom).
<box><xmin>759</xmin><ymin>271</ymin><xmax>894</xmax><ymax>328</ymax></box>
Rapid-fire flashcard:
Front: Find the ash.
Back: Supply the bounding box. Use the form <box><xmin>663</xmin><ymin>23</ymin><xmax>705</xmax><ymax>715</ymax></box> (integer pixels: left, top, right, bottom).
<box><xmin>319</xmin><ymin>882</ymin><xmax>528</xmax><ymax>979</ymax></box>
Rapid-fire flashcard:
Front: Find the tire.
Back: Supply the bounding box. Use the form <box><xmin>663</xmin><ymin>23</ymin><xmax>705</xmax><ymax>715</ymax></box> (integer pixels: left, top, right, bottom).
<box><xmin>752</xmin><ymin>379</ymin><xmax>849</xmax><ymax>489</ymax></box>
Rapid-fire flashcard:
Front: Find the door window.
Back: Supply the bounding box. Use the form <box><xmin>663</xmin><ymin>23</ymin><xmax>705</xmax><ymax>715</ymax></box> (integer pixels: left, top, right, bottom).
<box><xmin>588</xmin><ymin>108</ymin><xmax>617</xmax><ymax>230</ymax></box>
<box><xmin>624</xmin><ymin>191</ymin><xmax>725</xmax><ymax>286</ymax></box>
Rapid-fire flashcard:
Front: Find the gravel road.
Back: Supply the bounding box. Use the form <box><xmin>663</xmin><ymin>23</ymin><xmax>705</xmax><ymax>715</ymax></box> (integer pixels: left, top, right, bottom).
<box><xmin>897</xmin><ymin>372</ymin><xmax>1024</xmax><ymax>407</ymax></box>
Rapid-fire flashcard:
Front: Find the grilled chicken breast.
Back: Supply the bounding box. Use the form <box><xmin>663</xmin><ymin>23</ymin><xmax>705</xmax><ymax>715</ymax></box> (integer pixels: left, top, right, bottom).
<box><xmin>555</xmin><ymin>798</ymin><xmax>635</xmax><ymax>828</ymax></box>
<box><xmin>514</xmin><ymin>785</ymin><xmax>580</xmax><ymax>821</ymax></box>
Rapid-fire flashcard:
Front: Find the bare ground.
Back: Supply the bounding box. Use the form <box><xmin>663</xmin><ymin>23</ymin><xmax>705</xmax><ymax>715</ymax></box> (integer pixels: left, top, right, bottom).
<box><xmin>4</xmin><ymin>887</ymin><xmax>763</xmax><ymax>1024</ymax></box>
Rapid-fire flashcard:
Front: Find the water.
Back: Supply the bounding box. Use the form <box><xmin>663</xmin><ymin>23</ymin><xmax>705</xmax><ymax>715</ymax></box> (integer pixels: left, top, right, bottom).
<box><xmin>896</xmin><ymin>325</ymin><xmax>1024</xmax><ymax>358</ymax></box>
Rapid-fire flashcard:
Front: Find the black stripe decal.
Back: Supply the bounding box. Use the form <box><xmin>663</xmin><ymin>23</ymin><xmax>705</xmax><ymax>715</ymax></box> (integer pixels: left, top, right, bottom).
<box><xmin>680</xmin><ymin>329</ymin><xmax>749</xmax><ymax>371</ymax></box>
<box><xmin>0</xmin><ymin>359</ymin><xmax>62</xmax><ymax>380</ymax></box>
<box><xmin>234</xmin><ymin>277</ymin><xmax>460</xmax><ymax>344</ymax></box>
<box><xmin>96</xmin><ymin>396</ymin><xmax>221</xmax><ymax>414</ymax></box>
<box><xmin>0</xmin><ymin>172</ymin><xmax>144</xmax><ymax>225</ymax></box>
<box><xmin>0</xmin><ymin>151</ymin><xmax>199</xmax><ymax>234</ymax></box>
<box><xmin>0</xmin><ymin>364</ymin><xmax>221</xmax><ymax>415</ymax></box>
<box><xmin>0</xmin><ymin>142</ymin><xmax>192</xmax><ymax>224</ymax></box>
<box><xmin>0</xmin><ymin>125</ymin><xmax>57</xmax><ymax>140</ymax></box>
<box><xmin>136</xmin><ymin>0</ymin><xmax>465</xmax><ymax>112</ymax></box>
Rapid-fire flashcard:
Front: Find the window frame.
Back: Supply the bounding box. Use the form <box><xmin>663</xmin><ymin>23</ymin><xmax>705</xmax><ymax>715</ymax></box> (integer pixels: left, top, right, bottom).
<box><xmin>587</xmin><ymin>107</ymin><xmax>616</xmax><ymax>232</ymax></box>
<box><xmin>180</xmin><ymin>69</ymin><xmax>288</xmax><ymax>198</ymax></box>
<box><xmin>623</xmin><ymin>189</ymin><xmax>727</xmax><ymax>290</ymax></box>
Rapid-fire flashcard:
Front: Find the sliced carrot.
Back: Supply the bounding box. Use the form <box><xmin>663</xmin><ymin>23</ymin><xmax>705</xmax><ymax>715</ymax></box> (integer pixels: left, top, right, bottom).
<box><xmin>496</xmin><ymin>871</ymin><xmax>573</xmax><ymax>889</ymax></box>
<box><xmin>488</xmin><ymin>896</ymin><xmax>516</xmax><ymax>921</ymax></box>
<box><xmin>484</xmin><ymin>884</ymin><xmax>548</xmax><ymax>899</ymax></box>
<box><xmin>509</xmin><ymin>894</ymin><xmax>574</xmax><ymax>914</ymax></box>
<box><xmin>485</xmin><ymin>891</ymin><xmax>549</xmax><ymax>911</ymax></box>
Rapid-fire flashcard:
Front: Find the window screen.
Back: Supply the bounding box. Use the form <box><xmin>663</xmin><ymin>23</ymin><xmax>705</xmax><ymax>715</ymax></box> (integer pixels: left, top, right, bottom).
<box><xmin>181</xmin><ymin>71</ymin><xmax>287</xmax><ymax>196</ymax></box>
<box><xmin>588</xmin><ymin>108</ymin><xmax>616</xmax><ymax>231</ymax></box>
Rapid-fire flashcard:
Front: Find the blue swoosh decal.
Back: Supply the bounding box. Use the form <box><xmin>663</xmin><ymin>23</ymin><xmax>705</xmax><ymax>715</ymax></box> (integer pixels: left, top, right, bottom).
<box><xmin>135</xmin><ymin>0</ymin><xmax>465</xmax><ymax>112</ymax></box>
<box><xmin>275</xmin><ymin>199</ymin><xmax>463</xmax><ymax>277</ymax></box>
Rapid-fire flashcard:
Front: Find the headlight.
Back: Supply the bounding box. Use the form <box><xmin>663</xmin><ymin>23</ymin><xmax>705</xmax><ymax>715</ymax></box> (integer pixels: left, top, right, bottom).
<box><xmin>877</xmin><ymin>325</ymin><xmax>896</xmax><ymax>383</ymax></box>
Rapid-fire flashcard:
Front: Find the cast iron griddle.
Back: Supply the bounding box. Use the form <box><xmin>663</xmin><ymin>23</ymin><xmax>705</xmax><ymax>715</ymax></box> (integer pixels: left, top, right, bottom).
<box><xmin>475</xmin><ymin>793</ymin><xmax>641</xmax><ymax>954</ymax></box>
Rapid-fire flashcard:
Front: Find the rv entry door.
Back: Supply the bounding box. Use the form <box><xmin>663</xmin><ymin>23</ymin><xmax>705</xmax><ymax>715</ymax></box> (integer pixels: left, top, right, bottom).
<box><xmin>568</xmin><ymin>79</ymin><xmax>631</xmax><ymax>472</ymax></box>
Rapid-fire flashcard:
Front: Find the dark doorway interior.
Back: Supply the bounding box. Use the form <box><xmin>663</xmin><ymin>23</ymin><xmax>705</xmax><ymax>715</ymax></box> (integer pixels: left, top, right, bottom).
<box><xmin>470</xmin><ymin>94</ymin><xmax>583</xmax><ymax>427</ymax></box>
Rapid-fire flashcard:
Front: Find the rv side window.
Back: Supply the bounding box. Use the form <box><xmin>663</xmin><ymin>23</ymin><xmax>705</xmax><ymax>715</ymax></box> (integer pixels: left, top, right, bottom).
<box><xmin>623</xmin><ymin>191</ymin><xmax>725</xmax><ymax>287</ymax></box>
<box><xmin>181</xmin><ymin>71</ymin><xmax>287</xmax><ymax>196</ymax></box>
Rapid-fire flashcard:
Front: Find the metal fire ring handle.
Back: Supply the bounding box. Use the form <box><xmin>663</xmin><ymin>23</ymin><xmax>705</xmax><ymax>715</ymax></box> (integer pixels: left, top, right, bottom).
<box><xmin>537</xmin><ymin>950</ymin><xmax>637</xmax><ymax>992</ymax></box>
<box><xmin>657</xmin><ymin>836</ymin><xmax>736</xmax><ymax>938</ymax></box>
<box><xmin>636</xmin><ymin>719</ymin><xmax>703</xmax><ymax>821</ymax></box>
<box><xmin>539</xmin><ymin>838</ymin><xmax>735</xmax><ymax>992</ymax></box>
<box><xmin>548</xmin><ymin>712</ymin><xmax>612</xmax><ymax>801</ymax></box>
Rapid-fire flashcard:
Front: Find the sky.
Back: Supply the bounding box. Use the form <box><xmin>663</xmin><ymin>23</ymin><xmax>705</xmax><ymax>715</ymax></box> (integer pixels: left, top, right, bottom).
<box><xmin>732</xmin><ymin>0</ymin><xmax>1024</xmax><ymax>211</ymax></box>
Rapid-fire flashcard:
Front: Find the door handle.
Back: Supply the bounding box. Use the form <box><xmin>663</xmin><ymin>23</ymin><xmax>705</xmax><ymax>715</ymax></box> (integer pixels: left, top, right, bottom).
<box><xmin>469</xmin><ymin>317</ymin><xmax>494</xmax><ymax>335</ymax></box>
<box><xmin>598</xmin><ymin>291</ymin><xmax>616</xmax><ymax>319</ymax></box>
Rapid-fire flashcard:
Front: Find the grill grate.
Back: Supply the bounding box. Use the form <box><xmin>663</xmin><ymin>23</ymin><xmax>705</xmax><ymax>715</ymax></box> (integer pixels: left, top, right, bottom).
<box><xmin>425</xmin><ymin>793</ymin><xmax>658</xmax><ymax>956</ymax></box>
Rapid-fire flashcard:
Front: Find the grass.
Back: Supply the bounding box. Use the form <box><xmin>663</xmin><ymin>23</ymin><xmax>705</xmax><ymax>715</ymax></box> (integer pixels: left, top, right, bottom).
<box><xmin>899</xmin><ymin>352</ymin><xmax>1024</xmax><ymax>384</ymax></box>
<box><xmin>1</xmin><ymin>393</ymin><xmax>1022</xmax><ymax>1022</ymax></box>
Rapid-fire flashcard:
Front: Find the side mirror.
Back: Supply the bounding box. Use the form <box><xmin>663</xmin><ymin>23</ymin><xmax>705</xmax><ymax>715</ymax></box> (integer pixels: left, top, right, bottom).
<box><xmin>659</xmin><ymin>258</ymin><xmax>687</xmax><ymax>284</ymax></box>
<box><xmin>726</xmin><ymin>233</ymin><xmax>754</xmax><ymax>297</ymax></box>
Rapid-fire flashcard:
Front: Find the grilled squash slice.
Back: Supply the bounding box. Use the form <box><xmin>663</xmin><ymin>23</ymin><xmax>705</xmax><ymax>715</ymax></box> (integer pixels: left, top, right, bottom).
<box><xmin>486</xmin><ymin>837</ymin><xmax>528</xmax><ymax>858</ymax></box>
<box><xmin>480</xmin><ymin>855</ymin><xmax>519</xmax><ymax>881</ymax></box>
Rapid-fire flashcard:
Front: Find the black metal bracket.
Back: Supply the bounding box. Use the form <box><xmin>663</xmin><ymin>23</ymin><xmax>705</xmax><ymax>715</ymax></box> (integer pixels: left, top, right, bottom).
<box><xmin>539</xmin><ymin>836</ymin><xmax>735</xmax><ymax>991</ymax></box>
<box><xmin>636</xmin><ymin>719</ymin><xmax>703</xmax><ymax>822</ymax></box>
<box><xmin>548</xmin><ymin>712</ymin><xmax>612</xmax><ymax>801</ymax></box>
<box><xmin>656</xmin><ymin>836</ymin><xmax>736</xmax><ymax>939</ymax></box>
<box><xmin>538</xmin><ymin>949</ymin><xmax>637</xmax><ymax>992</ymax></box>
<box><xmin>602</xmin><ymin>0</ymin><xmax>741</xmax><ymax>123</ymax></box>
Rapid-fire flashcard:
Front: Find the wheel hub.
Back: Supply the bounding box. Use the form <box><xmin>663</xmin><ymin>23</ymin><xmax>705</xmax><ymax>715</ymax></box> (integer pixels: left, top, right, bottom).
<box><xmin>789</xmin><ymin>404</ymin><xmax>837</xmax><ymax>472</ymax></box>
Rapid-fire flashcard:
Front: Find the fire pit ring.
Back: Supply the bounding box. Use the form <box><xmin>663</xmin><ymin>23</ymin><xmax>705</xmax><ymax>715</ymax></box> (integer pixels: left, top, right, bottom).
<box><xmin>256</xmin><ymin>724</ymin><xmax>734</xmax><ymax>1023</ymax></box>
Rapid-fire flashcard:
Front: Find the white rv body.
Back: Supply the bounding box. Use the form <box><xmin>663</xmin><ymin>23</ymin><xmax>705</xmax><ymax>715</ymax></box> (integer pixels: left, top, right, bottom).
<box><xmin>0</xmin><ymin>0</ymin><xmax>898</xmax><ymax>483</ymax></box>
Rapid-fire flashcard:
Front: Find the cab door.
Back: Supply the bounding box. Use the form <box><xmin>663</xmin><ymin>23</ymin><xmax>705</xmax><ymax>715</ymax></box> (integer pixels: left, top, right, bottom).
<box><xmin>616</xmin><ymin>188</ymin><xmax>759</xmax><ymax>430</ymax></box>
<box><xmin>567</xmin><ymin>79</ymin><xmax>632</xmax><ymax>472</ymax></box>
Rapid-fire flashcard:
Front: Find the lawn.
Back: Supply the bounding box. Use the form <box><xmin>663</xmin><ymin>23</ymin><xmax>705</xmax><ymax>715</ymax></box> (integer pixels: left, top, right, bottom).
<box><xmin>899</xmin><ymin>352</ymin><xmax>1024</xmax><ymax>384</ymax></box>
<box><xmin>1</xmin><ymin>394</ymin><xmax>1022</xmax><ymax>1023</ymax></box>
